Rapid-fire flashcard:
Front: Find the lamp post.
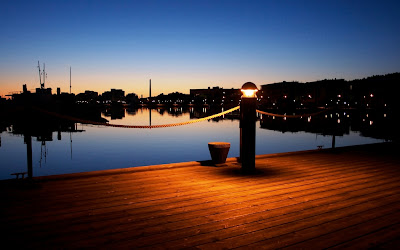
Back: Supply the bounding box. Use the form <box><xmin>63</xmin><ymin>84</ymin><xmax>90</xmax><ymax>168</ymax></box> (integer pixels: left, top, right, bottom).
<box><xmin>240</xmin><ymin>82</ymin><xmax>258</xmax><ymax>173</ymax></box>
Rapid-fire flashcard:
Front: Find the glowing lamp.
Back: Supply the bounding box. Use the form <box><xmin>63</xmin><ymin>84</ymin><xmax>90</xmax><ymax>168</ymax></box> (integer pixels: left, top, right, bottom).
<box><xmin>241</xmin><ymin>82</ymin><xmax>258</xmax><ymax>98</ymax></box>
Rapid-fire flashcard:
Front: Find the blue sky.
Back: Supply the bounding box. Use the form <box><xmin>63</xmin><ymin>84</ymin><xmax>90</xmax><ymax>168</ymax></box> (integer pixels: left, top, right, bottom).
<box><xmin>1</xmin><ymin>0</ymin><xmax>399</xmax><ymax>97</ymax></box>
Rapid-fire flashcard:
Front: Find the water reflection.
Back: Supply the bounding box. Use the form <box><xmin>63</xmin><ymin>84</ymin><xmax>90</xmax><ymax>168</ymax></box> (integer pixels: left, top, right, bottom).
<box><xmin>259</xmin><ymin>109</ymin><xmax>395</xmax><ymax>142</ymax></box>
<box><xmin>100</xmin><ymin>106</ymin><xmax>396</xmax><ymax>142</ymax></box>
<box><xmin>1</xmin><ymin>107</ymin><xmax>85</xmax><ymax>180</ymax></box>
<box><xmin>0</xmin><ymin>106</ymin><xmax>395</xmax><ymax>180</ymax></box>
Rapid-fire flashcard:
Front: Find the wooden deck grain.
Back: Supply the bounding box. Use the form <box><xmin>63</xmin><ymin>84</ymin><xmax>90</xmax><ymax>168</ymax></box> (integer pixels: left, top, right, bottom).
<box><xmin>1</xmin><ymin>142</ymin><xmax>399</xmax><ymax>249</ymax></box>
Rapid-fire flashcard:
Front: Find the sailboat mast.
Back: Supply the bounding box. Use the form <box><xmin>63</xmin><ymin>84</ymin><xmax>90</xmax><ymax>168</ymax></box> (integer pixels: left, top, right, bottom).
<box><xmin>70</xmin><ymin>66</ymin><xmax>72</xmax><ymax>94</ymax></box>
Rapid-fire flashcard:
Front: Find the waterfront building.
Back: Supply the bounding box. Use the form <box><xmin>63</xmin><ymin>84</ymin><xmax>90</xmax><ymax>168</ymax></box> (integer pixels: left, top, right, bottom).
<box><xmin>190</xmin><ymin>86</ymin><xmax>241</xmax><ymax>106</ymax></box>
<box><xmin>259</xmin><ymin>79</ymin><xmax>349</xmax><ymax>110</ymax></box>
<box><xmin>0</xmin><ymin>96</ymin><xmax>5</xmax><ymax>105</ymax></box>
<box><xmin>101</xmin><ymin>89</ymin><xmax>125</xmax><ymax>102</ymax></box>
<box><xmin>126</xmin><ymin>93</ymin><xmax>139</xmax><ymax>105</ymax></box>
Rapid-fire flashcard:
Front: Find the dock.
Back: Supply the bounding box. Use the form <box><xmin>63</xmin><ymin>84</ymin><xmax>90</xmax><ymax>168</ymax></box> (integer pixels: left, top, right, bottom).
<box><xmin>1</xmin><ymin>142</ymin><xmax>400</xmax><ymax>249</ymax></box>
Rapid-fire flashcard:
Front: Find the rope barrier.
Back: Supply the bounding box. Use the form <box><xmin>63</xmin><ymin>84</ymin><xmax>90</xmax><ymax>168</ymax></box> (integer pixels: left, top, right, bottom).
<box><xmin>33</xmin><ymin>106</ymin><xmax>240</xmax><ymax>129</ymax></box>
<box><xmin>33</xmin><ymin>106</ymin><xmax>329</xmax><ymax>129</ymax></box>
<box><xmin>256</xmin><ymin>109</ymin><xmax>328</xmax><ymax>118</ymax></box>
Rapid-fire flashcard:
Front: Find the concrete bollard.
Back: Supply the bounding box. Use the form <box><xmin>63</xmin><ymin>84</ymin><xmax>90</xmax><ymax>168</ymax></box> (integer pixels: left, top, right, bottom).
<box><xmin>208</xmin><ymin>142</ymin><xmax>231</xmax><ymax>164</ymax></box>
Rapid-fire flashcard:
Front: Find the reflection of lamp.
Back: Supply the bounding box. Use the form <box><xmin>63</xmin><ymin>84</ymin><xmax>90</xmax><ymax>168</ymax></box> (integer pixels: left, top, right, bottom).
<box><xmin>240</xmin><ymin>82</ymin><xmax>258</xmax><ymax>173</ymax></box>
<box><xmin>241</xmin><ymin>82</ymin><xmax>258</xmax><ymax>98</ymax></box>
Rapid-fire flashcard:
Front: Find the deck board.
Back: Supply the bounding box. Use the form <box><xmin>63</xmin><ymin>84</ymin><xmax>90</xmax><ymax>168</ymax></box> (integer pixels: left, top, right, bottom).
<box><xmin>1</xmin><ymin>142</ymin><xmax>399</xmax><ymax>249</ymax></box>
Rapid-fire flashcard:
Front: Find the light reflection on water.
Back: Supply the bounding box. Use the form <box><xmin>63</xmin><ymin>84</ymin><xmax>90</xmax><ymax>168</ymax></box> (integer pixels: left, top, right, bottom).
<box><xmin>0</xmin><ymin>108</ymin><xmax>384</xmax><ymax>180</ymax></box>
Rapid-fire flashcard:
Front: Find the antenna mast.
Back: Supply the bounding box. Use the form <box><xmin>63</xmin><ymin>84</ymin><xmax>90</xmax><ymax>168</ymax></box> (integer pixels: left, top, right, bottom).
<box><xmin>42</xmin><ymin>63</ymin><xmax>46</xmax><ymax>89</ymax></box>
<box><xmin>38</xmin><ymin>61</ymin><xmax>47</xmax><ymax>89</ymax></box>
<box><xmin>70</xmin><ymin>66</ymin><xmax>72</xmax><ymax>94</ymax></box>
<box><xmin>38</xmin><ymin>61</ymin><xmax>42</xmax><ymax>88</ymax></box>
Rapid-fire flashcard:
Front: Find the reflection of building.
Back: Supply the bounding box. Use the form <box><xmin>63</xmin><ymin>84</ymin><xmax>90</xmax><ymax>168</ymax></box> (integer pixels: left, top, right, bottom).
<box><xmin>103</xmin><ymin>107</ymin><xmax>125</xmax><ymax>120</ymax></box>
<box><xmin>259</xmin><ymin>111</ymin><xmax>349</xmax><ymax>136</ymax></box>
<box><xmin>259</xmin><ymin>108</ymin><xmax>396</xmax><ymax>141</ymax></box>
<box><xmin>6</xmin><ymin>115</ymin><xmax>85</xmax><ymax>178</ymax></box>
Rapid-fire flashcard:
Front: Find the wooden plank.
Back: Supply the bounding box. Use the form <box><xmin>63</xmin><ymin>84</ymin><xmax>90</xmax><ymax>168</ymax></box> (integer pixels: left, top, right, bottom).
<box><xmin>6</xmin><ymin>174</ymin><xmax>400</xmax><ymax>248</ymax></box>
<box><xmin>195</xmin><ymin>202</ymin><xmax>400</xmax><ymax>249</ymax></box>
<box><xmin>4</xmin><ymin>166</ymin><xmax>397</xmax><ymax>230</ymax></box>
<box><xmin>3</xmin><ymin>158</ymin><xmax>394</xmax><ymax>215</ymax></box>
<box><xmin>256</xmin><ymin>210</ymin><xmax>400</xmax><ymax>249</ymax></box>
<box><xmin>1</xmin><ymin>142</ymin><xmax>399</xmax><ymax>249</ymax></box>
<box><xmin>104</xmin><ymin>190</ymin><xmax>400</xmax><ymax>249</ymax></box>
<box><xmin>321</xmin><ymin>222</ymin><xmax>400</xmax><ymax>249</ymax></box>
<box><xmin>1</xmin><ymin>166</ymin><xmax>398</xmax><ymax>221</ymax></box>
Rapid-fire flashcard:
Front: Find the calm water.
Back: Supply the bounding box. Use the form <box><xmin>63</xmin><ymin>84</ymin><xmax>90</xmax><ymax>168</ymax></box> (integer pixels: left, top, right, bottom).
<box><xmin>0</xmin><ymin>107</ymin><xmax>386</xmax><ymax>180</ymax></box>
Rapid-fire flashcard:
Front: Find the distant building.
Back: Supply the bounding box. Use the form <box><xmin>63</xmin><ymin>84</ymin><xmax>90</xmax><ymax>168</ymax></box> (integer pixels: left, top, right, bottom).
<box><xmin>304</xmin><ymin>79</ymin><xmax>348</xmax><ymax>108</ymax></box>
<box><xmin>76</xmin><ymin>90</ymin><xmax>98</xmax><ymax>103</ymax></box>
<box><xmin>154</xmin><ymin>92</ymin><xmax>190</xmax><ymax>106</ymax></box>
<box><xmin>23</xmin><ymin>84</ymin><xmax>29</xmax><ymax>94</ymax></box>
<box><xmin>85</xmin><ymin>90</ymin><xmax>99</xmax><ymax>99</ymax></box>
<box><xmin>35</xmin><ymin>88</ymin><xmax>52</xmax><ymax>95</ymax></box>
<box><xmin>102</xmin><ymin>89</ymin><xmax>125</xmax><ymax>102</ymax></box>
<box><xmin>260</xmin><ymin>79</ymin><xmax>349</xmax><ymax>109</ymax></box>
<box><xmin>190</xmin><ymin>86</ymin><xmax>241</xmax><ymax>106</ymax></box>
<box><xmin>126</xmin><ymin>93</ymin><xmax>139</xmax><ymax>105</ymax></box>
<box><xmin>259</xmin><ymin>81</ymin><xmax>302</xmax><ymax>109</ymax></box>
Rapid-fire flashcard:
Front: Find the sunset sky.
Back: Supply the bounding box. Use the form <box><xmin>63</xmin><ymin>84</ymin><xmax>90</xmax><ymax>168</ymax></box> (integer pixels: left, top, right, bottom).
<box><xmin>1</xmin><ymin>0</ymin><xmax>399</xmax><ymax>98</ymax></box>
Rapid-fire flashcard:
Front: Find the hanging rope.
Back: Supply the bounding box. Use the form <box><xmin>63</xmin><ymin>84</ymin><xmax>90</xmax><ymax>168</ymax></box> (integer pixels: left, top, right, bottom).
<box><xmin>256</xmin><ymin>109</ymin><xmax>328</xmax><ymax>118</ymax></box>
<box><xmin>33</xmin><ymin>105</ymin><xmax>329</xmax><ymax>129</ymax></box>
<box><xmin>33</xmin><ymin>106</ymin><xmax>240</xmax><ymax>129</ymax></box>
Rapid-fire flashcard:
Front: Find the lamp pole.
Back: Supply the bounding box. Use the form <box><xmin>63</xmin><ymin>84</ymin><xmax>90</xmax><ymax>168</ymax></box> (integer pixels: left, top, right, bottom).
<box><xmin>240</xmin><ymin>82</ymin><xmax>258</xmax><ymax>173</ymax></box>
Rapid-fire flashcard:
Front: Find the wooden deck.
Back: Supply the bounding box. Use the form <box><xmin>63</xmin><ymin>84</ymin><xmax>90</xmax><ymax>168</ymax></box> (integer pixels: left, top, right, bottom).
<box><xmin>1</xmin><ymin>142</ymin><xmax>400</xmax><ymax>249</ymax></box>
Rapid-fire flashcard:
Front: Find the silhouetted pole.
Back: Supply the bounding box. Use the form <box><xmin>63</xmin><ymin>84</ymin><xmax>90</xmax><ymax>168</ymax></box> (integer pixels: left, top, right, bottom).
<box><xmin>70</xmin><ymin>131</ymin><xmax>73</xmax><ymax>159</ymax></box>
<box><xmin>149</xmin><ymin>108</ymin><xmax>152</xmax><ymax>127</ymax></box>
<box><xmin>25</xmin><ymin>133</ymin><xmax>33</xmax><ymax>180</ymax></box>
<box><xmin>240</xmin><ymin>82</ymin><xmax>258</xmax><ymax>173</ymax></box>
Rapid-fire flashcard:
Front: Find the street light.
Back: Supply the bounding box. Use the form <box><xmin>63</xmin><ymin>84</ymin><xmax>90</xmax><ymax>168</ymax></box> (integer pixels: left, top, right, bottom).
<box><xmin>241</xmin><ymin>82</ymin><xmax>258</xmax><ymax>98</ymax></box>
<box><xmin>240</xmin><ymin>82</ymin><xmax>258</xmax><ymax>173</ymax></box>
